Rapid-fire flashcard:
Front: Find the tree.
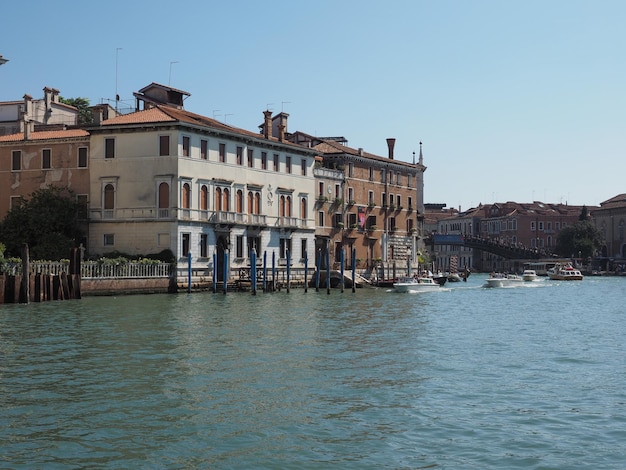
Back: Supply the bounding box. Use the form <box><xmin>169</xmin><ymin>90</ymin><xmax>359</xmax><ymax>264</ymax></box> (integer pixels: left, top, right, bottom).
<box><xmin>554</xmin><ymin>220</ymin><xmax>602</xmax><ymax>259</ymax></box>
<box><xmin>0</xmin><ymin>186</ymin><xmax>85</xmax><ymax>260</ymax></box>
<box><xmin>59</xmin><ymin>96</ymin><xmax>93</xmax><ymax>125</ymax></box>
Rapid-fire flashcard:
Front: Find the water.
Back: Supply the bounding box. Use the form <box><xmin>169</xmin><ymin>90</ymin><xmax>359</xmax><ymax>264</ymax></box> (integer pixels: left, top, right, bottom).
<box><xmin>1</xmin><ymin>275</ymin><xmax>625</xmax><ymax>469</ymax></box>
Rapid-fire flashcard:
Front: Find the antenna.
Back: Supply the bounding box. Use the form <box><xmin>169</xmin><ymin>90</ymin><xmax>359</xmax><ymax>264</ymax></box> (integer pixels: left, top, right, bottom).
<box><xmin>266</xmin><ymin>103</ymin><xmax>274</xmax><ymax>111</ymax></box>
<box><xmin>115</xmin><ymin>48</ymin><xmax>122</xmax><ymax>111</ymax></box>
<box><xmin>213</xmin><ymin>110</ymin><xmax>222</xmax><ymax>120</ymax></box>
<box><xmin>169</xmin><ymin>61</ymin><xmax>179</xmax><ymax>85</ymax></box>
<box><xmin>224</xmin><ymin>113</ymin><xmax>234</xmax><ymax>123</ymax></box>
<box><xmin>281</xmin><ymin>101</ymin><xmax>291</xmax><ymax>112</ymax></box>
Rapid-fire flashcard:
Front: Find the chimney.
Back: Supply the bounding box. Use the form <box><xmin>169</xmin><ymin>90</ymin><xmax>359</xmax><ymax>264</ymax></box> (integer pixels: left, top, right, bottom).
<box><xmin>24</xmin><ymin>120</ymin><xmax>32</xmax><ymax>140</ymax></box>
<box><xmin>358</xmin><ymin>148</ymin><xmax>363</xmax><ymax>156</ymax></box>
<box><xmin>278</xmin><ymin>124</ymin><xmax>285</xmax><ymax>142</ymax></box>
<box><xmin>263</xmin><ymin>110</ymin><xmax>272</xmax><ymax>139</ymax></box>
<box><xmin>386</xmin><ymin>138</ymin><xmax>396</xmax><ymax>160</ymax></box>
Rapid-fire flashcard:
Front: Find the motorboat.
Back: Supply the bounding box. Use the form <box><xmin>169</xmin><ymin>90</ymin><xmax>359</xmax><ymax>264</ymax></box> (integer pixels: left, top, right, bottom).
<box><xmin>522</xmin><ymin>269</ymin><xmax>538</xmax><ymax>282</ymax></box>
<box><xmin>548</xmin><ymin>263</ymin><xmax>583</xmax><ymax>281</ymax></box>
<box><xmin>393</xmin><ymin>276</ymin><xmax>441</xmax><ymax>293</ymax></box>
<box><xmin>484</xmin><ymin>273</ymin><xmax>524</xmax><ymax>288</ymax></box>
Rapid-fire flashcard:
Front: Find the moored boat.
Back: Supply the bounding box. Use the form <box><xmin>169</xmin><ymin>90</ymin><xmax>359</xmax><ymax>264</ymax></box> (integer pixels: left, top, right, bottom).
<box><xmin>548</xmin><ymin>263</ymin><xmax>583</xmax><ymax>281</ymax></box>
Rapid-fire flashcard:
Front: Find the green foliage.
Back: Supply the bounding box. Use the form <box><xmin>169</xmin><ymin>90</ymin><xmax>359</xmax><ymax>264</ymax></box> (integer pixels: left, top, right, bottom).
<box><xmin>555</xmin><ymin>220</ymin><xmax>602</xmax><ymax>258</ymax></box>
<box><xmin>59</xmin><ymin>96</ymin><xmax>93</xmax><ymax>125</ymax></box>
<box><xmin>578</xmin><ymin>205</ymin><xmax>589</xmax><ymax>221</ymax></box>
<box><xmin>0</xmin><ymin>186</ymin><xmax>85</xmax><ymax>260</ymax></box>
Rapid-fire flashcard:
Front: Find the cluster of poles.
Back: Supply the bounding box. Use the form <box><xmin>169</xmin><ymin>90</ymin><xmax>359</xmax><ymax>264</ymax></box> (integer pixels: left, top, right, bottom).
<box><xmin>186</xmin><ymin>247</ymin><xmax>359</xmax><ymax>295</ymax></box>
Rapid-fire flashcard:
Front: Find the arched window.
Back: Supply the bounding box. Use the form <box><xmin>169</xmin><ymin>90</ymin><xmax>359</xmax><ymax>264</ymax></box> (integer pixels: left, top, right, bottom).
<box><xmin>215</xmin><ymin>187</ymin><xmax>222</xmax><ymax>211</ymax></box>
<box><xmin>280</xmin><ymin>195</ymin><xmax>286</xmax><ymax>217</ymax></box>
<box><xmin>223</xmin><ymin>188</ymin><xmax>230</xmax><ymax>212</ymax></box>
<box><xmin>236</xmin><ymin>190</ymin><xmax>243</xmax><ymax>213</ymax></box>
<box><xmin>247</xmin><ymin>191</ymin><xmax>254</xmax><ymax>214</ymax></box>
<box><xmin>200</xmin><ymin>185</ymin><xmax>208</xmax><ymax>211</ymax></box>
<box><xmin>300</xmin><ymin>197</ymin><xmax>307</xmax><ymax>220</ymax></box>
<box><xmin>158</xmin><ymin>182</ymin><xmax>169</xmax><ymax>218</ymax></box>
<box><xmin>182</xmin><ymin>183</ymin><xmax>191</xmax><ymax>209</ymax></box>
<box><xmin>254</xmin><ymin>192</ymin><xmax>261</xmax><ymax>214</ymax></box>
<box><xmin>286</xmin><ymin>195</ymin><xmax>292</xmax><ymax>217</ymax></box>
<box><xmin>103</xmin><ymin>183</ymin><xmax>115</xmax><ymax>219</ymax></box>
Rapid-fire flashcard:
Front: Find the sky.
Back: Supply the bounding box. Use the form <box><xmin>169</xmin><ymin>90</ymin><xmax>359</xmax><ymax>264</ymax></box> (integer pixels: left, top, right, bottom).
<box><xmin>1</xmin><ymin>0</ymin><xmax>624</xmax><ymax>210</ymax></box>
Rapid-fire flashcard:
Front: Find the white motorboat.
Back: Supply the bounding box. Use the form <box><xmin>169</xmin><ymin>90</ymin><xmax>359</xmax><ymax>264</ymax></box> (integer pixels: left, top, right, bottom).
<box><xmin>484</xmin><ymin>273</ymin><xmax>524</xmax><ymax>288</ymax></box>
<box><xmin>393</xmin><ymin>276</ymin><xmax>441</xmax><ymax>293</ymax></box>
<box><xmin>522</xmin><ymin>269</ymin><xmax>538</xmax><ymax>281</ymax></box>
<box><xmin>548</xmin><ymin>263</ymin><xmax>583</xmax><ymax>281</ymax></box>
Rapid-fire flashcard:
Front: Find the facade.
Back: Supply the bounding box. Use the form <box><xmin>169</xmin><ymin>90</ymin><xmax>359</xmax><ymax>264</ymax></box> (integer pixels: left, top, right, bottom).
<box><xmin>591</xmin><ymin>194</ymin><xmax>626</xmax><ymax>268</ymax></box>
<box><xmin>87</xmin><ymin>83</ymin><xmax>318</xmax><ymax>278</ymax></box>
<box><xmin>290</xmin><ymin>132</ymin><xmax>426</xmax><ymax>273</ymax></box>
<box><xmin>434</xmin><ymin>205</ymin><xmax>482</xmax><ymax>272</ymax></box>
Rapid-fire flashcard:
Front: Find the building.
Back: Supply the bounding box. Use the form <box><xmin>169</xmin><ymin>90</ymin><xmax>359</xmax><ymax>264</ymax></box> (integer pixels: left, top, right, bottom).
<box><xmin>435</xmin><ymin>205</ymin><xmax>482</xmax><ymax>272</ymax></box>
<box><xmin>0</xmin><ymin>89</ymin><xmax>88</xmax><ymax>226</ymax></box>
<box><xmin>591</xmin><ymin>194</ymin><xmax>626</xmax><ymax>270</ymax></box>
<box><xmin>87</xmin><ymin>83</ymin><xmax>318</xmax><ymax>279</ymax></box>
<box><xmin>288</xmin><ymin>132</ymin><xmax>426</xmax><ymax>275</ymax></box>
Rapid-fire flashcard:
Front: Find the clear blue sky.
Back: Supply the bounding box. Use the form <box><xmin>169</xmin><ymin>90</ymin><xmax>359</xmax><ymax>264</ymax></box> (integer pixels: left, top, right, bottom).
<box><xmin>2</xmin><ymin>0</ymin><xmax>624</xmax><ymax>210</ymax></box>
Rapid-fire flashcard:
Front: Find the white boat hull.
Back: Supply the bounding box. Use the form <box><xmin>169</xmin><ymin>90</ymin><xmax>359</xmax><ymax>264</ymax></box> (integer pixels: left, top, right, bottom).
<box><xmin>484</xmin><ymin>275</ymin><xmax>524</xmax><ymax>288</ymax></box>
<box><xmin>393</xmin><ymin>277</ymin><xmax>440</xmax><ymax>293</ymax></box>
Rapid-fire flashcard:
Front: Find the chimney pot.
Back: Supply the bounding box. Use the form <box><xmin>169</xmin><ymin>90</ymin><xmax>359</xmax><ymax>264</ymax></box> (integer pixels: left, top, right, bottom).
<box><xmin>386</xmin><ymin>138</ymin><xmax>396</xmax><ymax>160</ymax></box>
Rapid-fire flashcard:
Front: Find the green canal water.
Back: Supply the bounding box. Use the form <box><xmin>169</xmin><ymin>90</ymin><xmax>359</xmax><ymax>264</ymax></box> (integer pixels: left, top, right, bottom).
<box><xmin>1</xmin><ymin>274</ymin><xmax>625</xmax><ymax>469</ymax></box>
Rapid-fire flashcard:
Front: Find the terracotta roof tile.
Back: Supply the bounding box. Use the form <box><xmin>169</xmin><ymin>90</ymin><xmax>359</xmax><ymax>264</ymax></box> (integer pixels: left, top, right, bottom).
<box><xmin>0</xmin><ymin>129</ymin><xmax>89</xmax><ymax>142</ymax></box>
<box><xmin>102</xmin><ymin>107</ymin><xmax>176</xmax><ymax>125</ymax></box>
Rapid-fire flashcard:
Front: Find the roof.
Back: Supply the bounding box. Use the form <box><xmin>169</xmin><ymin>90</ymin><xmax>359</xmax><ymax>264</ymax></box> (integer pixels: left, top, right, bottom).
<box><xmin>594</xmin><ymin>193</ymin><xmax>626</xmax><ymax>211</ymax></box>
<box><xmin>0</xmin><ymin>129</ymin><xmax>89</xmax><ymax>142</ymax></box>
<box><xmin>100</xmin><ymin>104</ymin><xmax>313</xmax><ymax>152</ymax></box>
<box><xmin>312</xmin><ymin>139</ymin><xmax>419</xmax><ymax>169</ymax></box>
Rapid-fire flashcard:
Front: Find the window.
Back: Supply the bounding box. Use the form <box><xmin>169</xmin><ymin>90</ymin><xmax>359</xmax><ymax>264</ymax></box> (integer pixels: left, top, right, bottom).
<box><xmin>104</xmin><ymin>234</ymin><xmax>115</xmax><ymax>246</ymax></box>
<box><xmin>10</xmin><ymin>196</ymin><xmax>23</xmax><ymax>209</ymax></box>
<box><xmin>348</xmin><ymin>187</ymin><xmax>354</xmax><ymax>203</ymax></box>
<box><xmin>76</xmin><ymin>194</ymin><xmax>88</xmax><ymax>219</ymax></box>
<box><xmin>159</xmin><ymin>135</ymin><xmax>170</xmax><ymax>156</ymax></box>
<box><xmin>334</xmin><ymin>213</ymin><xmax>343</xmax><ymax>228</ymax></box>
<box><xmin>538</xmin><ymin>221</ymin><xmax>544</xmax><ymax>231</ymax></box>
<box><xmin>380</xmin><ymin>169</ymin><xmax>386</xmax><ymax>183</ymax></box>
<box><xmin>78</xmin><ymin>147</ymin><xmax>88</xmax><ymax>168</ymax></box>
<box><xmin>318</xmin><ymin>211</ymin><xmax>325</xmax><ymax>227</ymax></box>
<box><xmin>12</xmin><ymin>150</ymin><xmax>21</xmax><ymax>170</ymax></box>
<box><xmin>367</xmin><ymin>215</ymin><xmax>377</xmax><ymax>229</ymax></box>
<box><xmin>301</xmin><ymin>239</ymin><xmax>307</xmax><ymax>260</ymax></box>
<box><xmin>368</xmin><ymin>190</ymin><xmax>374</xmax><ymax>205</ymax></box>
<box><xmin>158</xmin><ymin>182</ymin><xmax>170</xmax><ymax>218</ymax></box>
<box><xmin>381</xmin><ymin>193</ymin><xmax>387</xmax><ymax>207</ymax></box>
<box><xmin>408</xmin><ymin>196</ymin><xmax>413</xmax><ymax>210</ymax></box>
<box><xmin>200</xmin><ymin>233</ymin><xmax>208</xmax><ymax>257</ymax></box>
<box><xmin>279</xmin><ymin>194</ymin><xmax>292</xmax><ymax>217</ymax></box>
<box><xmin>280</xmin><ymin>238</ymin><xmax>292</xmax><ymax>259</ymax></box>
<box><xmin>301</xmin><ymin>159</ymin><xmax>306</xmax><ymax>176</ymax></box>
<box><xmin>200</xmin><ymin>139</ymin><xmax>208</xmax><ymax>160</ymax></box>
<box><xmin>236</xmin><ymin>190</ymin><xmax>243</xmax><ymax>213</ymax></box>
<box><xmin>181</xmin><ymin>183</ymin><xmax>191</xmax><ymax>216</ymax></box>
<box><xmin>182</xmin><ymin>233</ymin><xmax>190</xmax><ymax>257</ymax></box>
<box><xmin>348</xmin><ymin>162</ymin><xmax>354</xmax><ymax>177</ymax></box>
<box><xmin>247</xmin><ymin>149</ymin><xmax>254</xmax><ymax>167</ymax></box>
<box><xmin>104</xmin><ymin>183</ymin><xmax>115</xmax><ymax>218</ymax></box>
<box><xmin>369</xmin><ymin>167</ymin><xmax>373</xmax><ymax>181</ymax></box>
<box><xmin>396</xmin><ymin>195</ymin><xmax>401</xmax><ymax>208</ymax></box>
<box><xmin>105</xmin><ymin>138</ymin><xmax>115</xmax><ymax>158</ymax></box>
<box><xmin>182</xmin><ymin>136</ymin><xmax>190</xmax><ymax>157</ymax></box>
<box><xmin>335</xmin><ymin>184</ymin><xmax>340</xmax><ymax>199</ymax></box>
<box><xmin>200</xmin><ymin>185</ymin><xmax>208</xmax><ymax>215</ymax></box>
<box><xmin>318</xmin><ymin>182</ymin><xmax>324</xmax><ymax>197</ymax></box>
<box><xmin>261</xmin><ymin>151</ymin><xmax>267</xmax><ymax>170</ymax></box>
<box><xmin>236</xmin><ymin>146</ymin><xmax>243</xmax><ymax>165</ymax></box>
<box><xmin>42</xmin><ymin>149</ymin><xmax>51</xmax><ymax>169</ymax></box>
<box><xmin>407</xmin><ymin>174</ymin><xmax>412</xmax><ymax>187</ymax></box>
<box><xmin>247</xmin><ymin>236</ymin><xmax>260</xmax><ymax>257</ymax></box>
<box><xmin>236</xmin><ymin>235</ymin><xmax>244</xmax><ymax>258</ymax></box>
<box><xmin>390</xmin><ymin>216</ymin><xmax>397</xmax><ymax>231</ymax></box>
<box><xmin>219</xmin><ymin>143</ymin><xmax>226</xmax><ymax>163</ymax></box>
<box><xmin>300</xmin><ymin>197</ymin><xmax>307</xmax><ymax>220</ymax></box>
<box><xmin>530</xmin><ymin>221</ymin><xmax>536</xmax><ymax>231</ymax></box>
<box><xmin>348</xmin><ymin>213</ymin><xmax>357</xmax><ymax>228</ymax></box>
<box><xmin>273</xmin><ymin>153</ymin><xmax>279</xmax><ymax>171</ymax></box>
<box><xmin>286</xmin><ymin>156</ymin><xmax>291</xmax><ymax>174</ymax></box>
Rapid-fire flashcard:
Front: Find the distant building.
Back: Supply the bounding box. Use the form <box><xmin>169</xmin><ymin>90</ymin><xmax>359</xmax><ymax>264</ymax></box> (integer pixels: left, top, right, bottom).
<box><xmin>591</xmin><ymin>194</ymin><xmax>626</xmax><ymax>268</ymax></box>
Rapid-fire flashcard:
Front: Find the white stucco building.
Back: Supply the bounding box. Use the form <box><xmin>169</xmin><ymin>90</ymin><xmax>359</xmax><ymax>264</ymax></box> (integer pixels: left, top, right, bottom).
<box><xmin>88</xmin><ymin>83</ymin><xmax>317</xmax><ymax>279</ymax></box>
